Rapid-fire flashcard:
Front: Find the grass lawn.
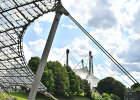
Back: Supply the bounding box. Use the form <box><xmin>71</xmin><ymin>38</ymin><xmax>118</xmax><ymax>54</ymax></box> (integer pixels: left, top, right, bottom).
<box><xmin>0</xmin><ymin>91</ymin><xmax>53</xmax><ymax>100</ymax></box>
<box><xmin>57</xmin><ymin>95</ymin><xmax>91</xmax><ymax>100</ymax></box>
<box><xmin>0</xmin><ymin>91</ymin><xmax>91</xmax><ymax>100</ymax></box>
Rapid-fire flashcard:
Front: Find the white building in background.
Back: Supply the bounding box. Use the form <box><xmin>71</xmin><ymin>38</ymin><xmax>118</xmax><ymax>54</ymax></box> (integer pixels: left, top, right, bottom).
<box><xmin>74</xmin><ymin>67</ymin><xmax>100</xmax><ymax>88</ymax></box>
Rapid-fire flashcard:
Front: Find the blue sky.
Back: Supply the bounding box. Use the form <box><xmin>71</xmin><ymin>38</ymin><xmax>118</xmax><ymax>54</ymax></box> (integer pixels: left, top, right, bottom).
<box><xmin>24</xmin><ymin>14</ymin><xmax>86</xmax><ymax>49</ymax></box>
<box><xmin>23</xmin><ymin>0</ymin><xmax>140</xmax><ymax>86</ymax></box>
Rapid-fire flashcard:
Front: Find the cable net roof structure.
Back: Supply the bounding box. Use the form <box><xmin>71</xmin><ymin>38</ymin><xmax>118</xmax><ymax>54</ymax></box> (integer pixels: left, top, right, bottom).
<box><xmin>0</xmin><ymin>0</ymin><xmax>58</xmax><ymax>92</ymax></box>
<box><xmin>74</xmin><ymin>68</ymin><xmax>99</xmax><ymax>88</ymax></box>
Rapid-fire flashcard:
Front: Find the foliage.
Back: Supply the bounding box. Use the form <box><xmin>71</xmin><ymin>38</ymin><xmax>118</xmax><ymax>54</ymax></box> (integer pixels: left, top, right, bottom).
<box><xmin>45</xmin><ymin>61</ymin><xmax>70</xmax><ymax>96</ymax></box>
<box><xmin>97</xmin><ymin>77</ymin><xmax>126</xmax><ymax>100</ymax></box>
<box><xmin>125</xmin><ymin>87</ymin><xmax>131</xmax><ymax>92</ymax></box>
<box><xmin>91</xmin><ymin>92</ymin><xmax>120</xmax><ymax>100</ymax></box>
<box><xmin>91</xmin><ymin>92</ymin><xmax>100</xmax><ymax>100</ymax></box>
<box><xmin>102</xmin><ymin>93</ymin><xmax>110</xmax><ymax>98</ymax></box>
<box><xmin>76</xmin><ymin>76</ymin><xmax>83</xmax><ymax>94</ymax></box>
<box><xmin>41</xmin><ymin>70</ymin><xmax>54</xmax><ymax>93</ymax></box>
<box><xmin>65</xmin><ymin>66</ymin><xmax>81</xmax><ymax>95</ymax></box>
<box><xmin>98</xmin><ymin>77</ymin><xmax>115</xmax><ymax>94</ymax></box>
<box><xmin>131</xmin><ymin>83</ymin><xmax>140</xmax><ymax>91</ymax></box>
<box><xmin>28</xmin><ymin>57</ymin><xmax>92</xmax><ymax>98</ymax></box>
<box><xmin>28</xmin><ymin>56</ymin><xmax>40</xmax><ymax>74</ymax></box>
<box><xmin>101</xmin><ymin>93</ymin><xmax>112</xmax><ymax>100</ymax></box>
<box><xmin>110</xmin><ymin>94</ymin><xmax>120</xmax><ymax>100</ymax></box>
<box><xmin>135</xmin><ymin>87</ymin><xmax>140</xmax><ymax>91</ymax></box>
<box><xmin>113</xmin><ymin>80</ymin><xmax>125</xmax><ymax>100</ymax></box>
<box><xmin>83</xmin><ymin>80</ymin><xmax>92</xmax><ymax>97</ymax></box>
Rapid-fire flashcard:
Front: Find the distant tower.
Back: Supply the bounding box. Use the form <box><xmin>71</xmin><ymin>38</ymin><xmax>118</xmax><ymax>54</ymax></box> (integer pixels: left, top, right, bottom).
<box><xmin>81</xmin><ymin>59</ymin><xmax>84</xmax><ymax>68</ymax></box>
<box><xmin>66</xmin><ymin>49</ymin><xmax>70</xmax><ymax>66</ymax></box>
<box><xmin>91</xmin><ymin>56</ymin><xmax>93</xmax><ymax>74</ymax></box>
<box><xmin>89</xmin><ymin>51</ymin><xmax>92</xmax><ymax>73</ymax></box>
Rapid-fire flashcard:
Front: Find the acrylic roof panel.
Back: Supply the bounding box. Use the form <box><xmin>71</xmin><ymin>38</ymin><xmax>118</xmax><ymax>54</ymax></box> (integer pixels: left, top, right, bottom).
<box><xmin>0</xmin><ymin>0</ymin><xmax>57</xmax><ymax>92</ymax></box>
<box><xmin>74</xmin><ymin>68</ymin><xmax>100</xmax><ymax>87</ymax></box>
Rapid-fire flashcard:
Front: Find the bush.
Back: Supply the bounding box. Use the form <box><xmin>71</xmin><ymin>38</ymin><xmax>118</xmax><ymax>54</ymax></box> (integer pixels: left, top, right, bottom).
<box><xmin>102</xmin><ymin>93</ymin><xmax>109</xmax><ymax>98</ymax></box>
<box><xmin>102</xmin><ymin>93</ymin><xmax>112</xmax><ymax>100</ymax></box>
<box><xmin>91</xmin><ymin>92</ymin><xmax>99</xmax><ymax>100</ymax></box>
<box><xmin>135</xmin><ymin>87</ymin><xmax>140</xmax><ymax>91</ymax></box>
<box><xmin>110</xmin><ymin>94</ymin><xmax>120</xmax><ymax>100</ymax></box>
<box><xmin>91</xmin><ymin>92</ymin><xmax>120</xmax><ymax>100</ymax></box>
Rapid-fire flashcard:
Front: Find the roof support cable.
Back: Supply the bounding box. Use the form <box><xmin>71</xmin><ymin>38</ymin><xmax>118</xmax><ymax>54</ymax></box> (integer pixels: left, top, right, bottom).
<box><xmin>68</xmin><ymin>14</ymin><xmax>139</xmax><ymax>84</ymax></box>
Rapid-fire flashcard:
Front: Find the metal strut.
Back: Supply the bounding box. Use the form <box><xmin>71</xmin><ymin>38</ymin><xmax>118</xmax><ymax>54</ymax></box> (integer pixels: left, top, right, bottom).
<box><xmin>27</xmin><ymin>1</ymin><xmax>69</xmax><ymax>100</ymax></box>
<box><xmin>68</xmin><ymin>14</ymin><xmax>139</xmax><ymax>84</ymax></box>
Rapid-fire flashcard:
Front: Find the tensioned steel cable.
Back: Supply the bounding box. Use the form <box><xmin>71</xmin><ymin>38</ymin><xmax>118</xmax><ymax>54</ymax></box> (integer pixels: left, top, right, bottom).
<box><xmin>73</xmin><ymin>61</ymin><xmax>81</xmax><ymax>69</ymax></box>
<box><xmin>93</xmin><ymin>51</ymin><xmax>131</xmax><ymax>86</ymax></box>
<box><xmin>70</xmin><ymin>53</ymin><xmax>79</xmax><ymax>65</ymax></box>
<box><xmin>73</xmin><ymin>55</ymin><xmax>88</xmax><ymax>69</ymax></box>
<box><xmin>59</xmin><ymin>52</ymin><xmax>66</xmax><ymax>62</ymax></box>
<box><xmin>68</xmin><ymin>14</ymin><xmax>139</xmax><ymax>84</ymax></box>
<box><xmin>94</xmin><ymin>58</ymin><xmax>104</xmax><ymax>78</ymax></box>
<box><xmin>94</xmin><ymin>55</ymin><xmax>131</xmax><ymax>86</ymax></box>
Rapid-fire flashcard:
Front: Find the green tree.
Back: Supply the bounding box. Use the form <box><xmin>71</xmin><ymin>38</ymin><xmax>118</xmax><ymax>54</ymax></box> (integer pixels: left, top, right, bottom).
<box><xmin>65</xmin><ymin>66</ymin><xmax>81</xmax><ymax>95</ymax></box>
<box><xmin>28</xmin><ymin>56</ymin><xmax>40</xmax><ymax>74</ymax></box>
<box><xmin>83</xmin><ymin>79</ymin><xmax>91</xmax><ymax>97</ymax></box>
<box><xmin>102</xmin><ymin>93</ymin><xmax>112</xmax><ymax>100</ymax></box>
<box><xmin>113</xmin><ymin>81</ymin><xmax>125</xmax><ymax>100</ymax></box>
<box><xmin>70</xmin><ymin>78</ymin><xmax>77</xmax><ymax>94</ymax></box>
<box><xmin>91</xmin><ymin>92</ymin><xmax>100</xmax><ymax>100</ymax></box>
<box><xmin>46</xmin><ymin>61</ymin><xmax>70</xmax><ymax>96</ymax></box>
<box><xmin>79</xmin><ymin>78</ymin><xmax>85</xmax><ymax>93</ymax></box>
<box><xmin>98</xmin><ymin>77</ymin><xmax>115</xmax><ymax>94</ymax></box>
<box><xmin>131</xmin><ymin>83</ymin><xmax>140</xmax><ymax>91</ymax></box>
<box><xmin>76</xmin><ymin>76</ymin><xmax>82</xmax><ymax>94</ymax></box>
<box><xmin>102</xmin><ymin>93</ymin><xmax>109</xmax><ymax>98</ymax></box>
<box><xmin>110</xmin><ymin>94</ymin><xmax>120</xmax><ymax>100</ymax></box>
<box><xmin>97</xmin><ymin>77</ymin><xmax>126</xmax><ymax>100</ymax></box>
<box><xmin>28</xmin><ymin>58</ymin><xmax>86</xmax><ymax>97</ymax></box>
<box><xmin>125</xmin><ymin>87</ymin><xmax>131</xmax><ymax>92</ymax></box>
<box><xmin>135</xmin><ymin>87</ymin><xmax>140</xmax><ymax>91</ymax></box>
<box><xmin>41</xmin><ymin>70</ymin><xmax>54</xmax><ymax>93</ymax></box>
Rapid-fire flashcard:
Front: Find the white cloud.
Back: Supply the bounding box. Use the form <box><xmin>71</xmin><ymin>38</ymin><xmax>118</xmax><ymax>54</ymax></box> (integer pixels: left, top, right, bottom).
<box><xmin>23</xmin><ymin>37</ymin><xmax>97</xmax><ymax>69</ymax></box>
<box><xmin>131</xmin><ymin>71</ymin><xmax>140</xmax><ymax>80</ymax></box>
<box><xmin>48</xmin><ymin>47</ymin><xmax>68</xmax><ymax>62</ymax></box>
<box><xmin>23</xmin><ymin>0</ymin><xmax>140</xmax><ymax>85</ymax></box>
<box><xmin>88</xmin><ymin>0</ymin><xmax>117</xmax><ymax>29</ymax></box>
<box><xmin>62</xmin><ymin>0</ymin><xmax>95</xmax><ymax>25</ymax></box>
<box><xmin>62</xmin><ymin>24</ymin><xmax>76</xmax><ymax>29</ymax></box>
<box><xmin>131</xmin><ymin>7</ymin><xmax>140</xmax><ymax>34</ymax></box>
<box><xmin>28</xmin><ymin>39</ymin><xmax>46</xmax><ymax>55</ymax></box>
<box><xmin>70</xmin><ymin>38</ymin><xmax>97</xmax><ymax>58</ymax></box>
<box><xmin>110</xmin><ymin>0</ymin><xmax>140</xmax><ymax>35</ymax></box>
<box><xmin>118</xmin><ymin>37</ymin><xmax>140</xmax><ymax>63</ymax></box>
<box><xmin>38</xmin><ymin>12</ymin><xmax>55</xmax><ymax>23</ymax></box>
<box><xmin>23</xmin><ymin>39</ymin><xmax>46</xmax><ymax>61</ymax></box>
<box><xmin>23</xmin><ymin>43</ymin><xmax>33</xmax><ymax>61</ymax></box>
<box><xmin>48</xmin><ymin>38</ymin><xmax>97</xmax><ymax>68</ymax></box>
<box><xmin>91</xmin><ymin>28</ymin><xmax>129</xmax><ymax>58</ymax></box>
<box><xmin>33</xmin><ymin>22</ymin><xmax>43</xmax><ymax>35</ymax></box>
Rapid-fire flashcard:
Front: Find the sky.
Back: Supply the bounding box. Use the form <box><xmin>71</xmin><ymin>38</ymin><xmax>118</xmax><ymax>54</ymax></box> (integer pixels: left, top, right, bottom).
<box><xmin>23</xmin><ymin>0</ymin><xmax>140</xmax><ymax>87</ymax></box>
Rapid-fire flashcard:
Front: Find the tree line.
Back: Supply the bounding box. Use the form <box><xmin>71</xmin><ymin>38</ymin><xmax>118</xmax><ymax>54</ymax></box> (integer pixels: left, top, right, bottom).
<box><xmin>28</xmin><ymin>56</ymin><xmax>92</xmax><ymax>97</ymax></box>
<box><xmin>28</xmin><ymin>56</ymin><xmax>140</xmax><ymax>100</ymax></box>
<box><xmin>96</xmin><ymin>76</ymin><xmax>140</xmax><ymax>100</ymax></box>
